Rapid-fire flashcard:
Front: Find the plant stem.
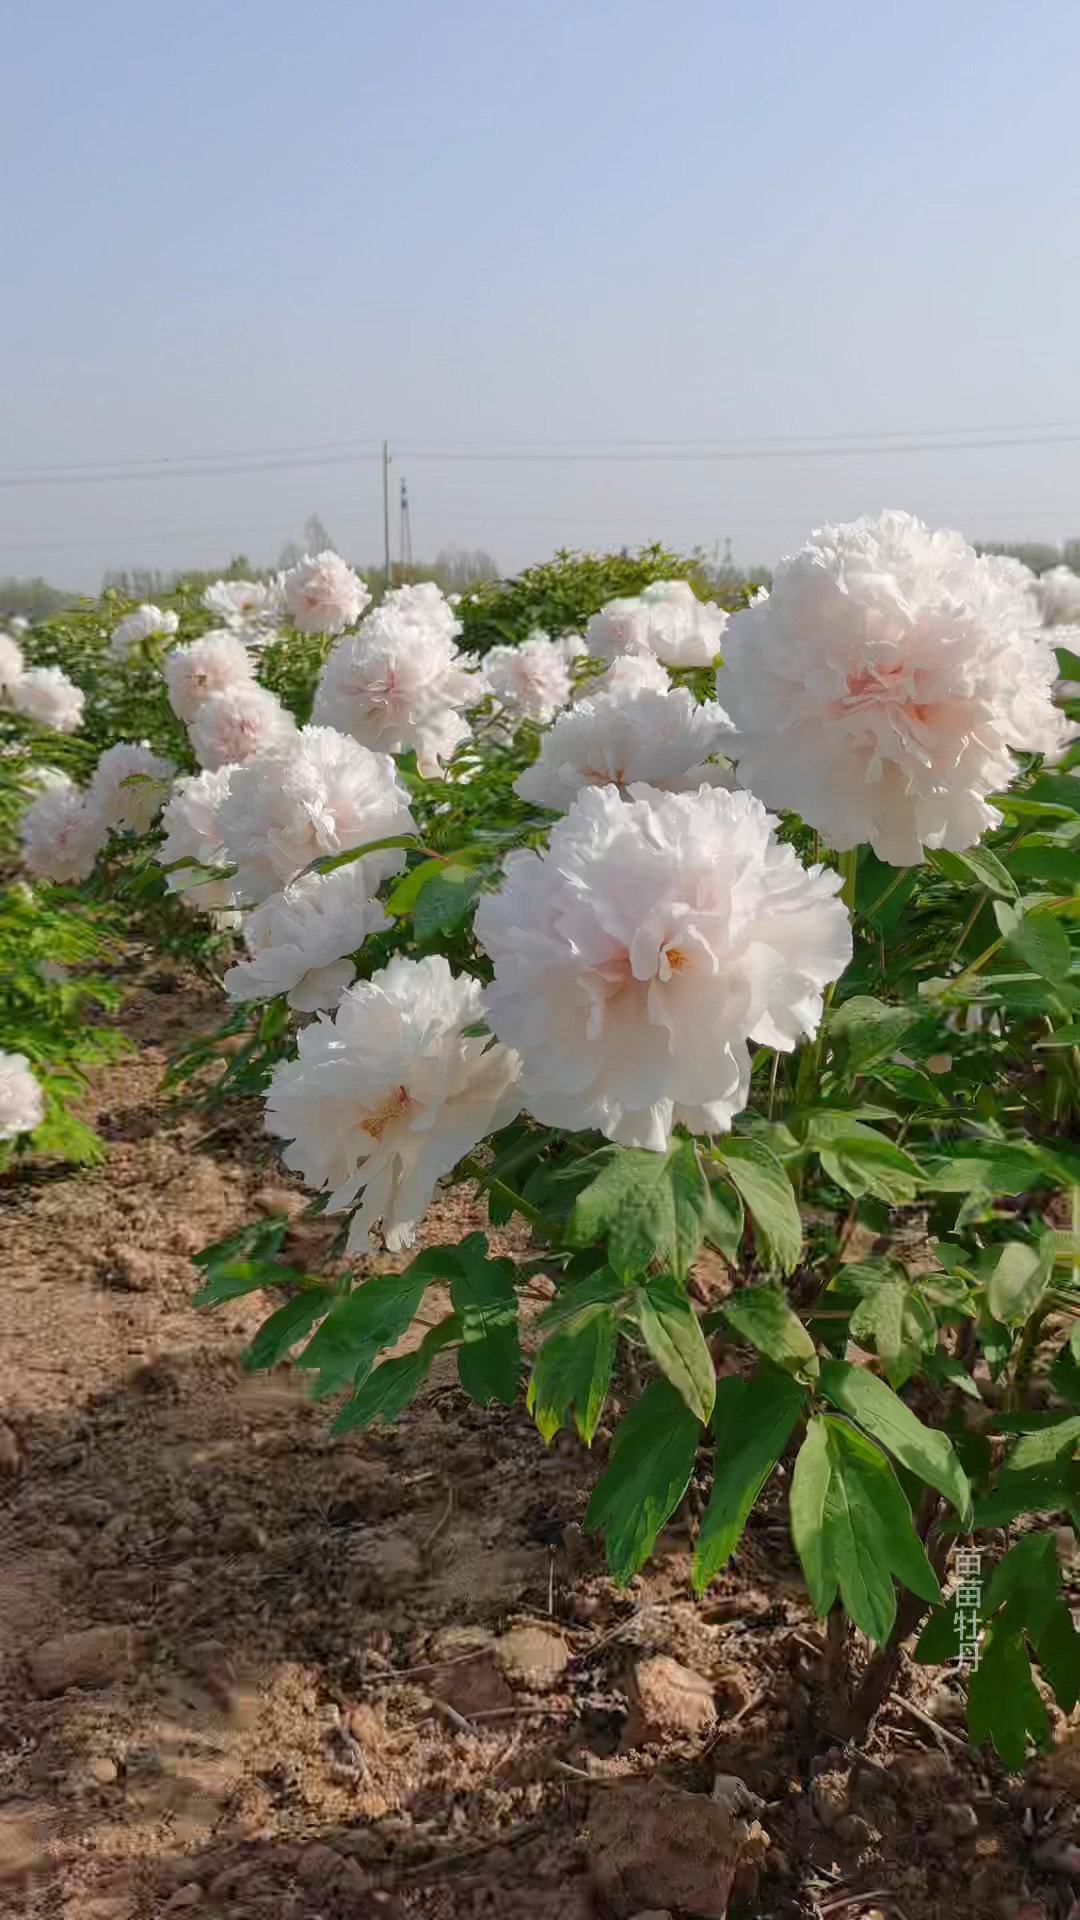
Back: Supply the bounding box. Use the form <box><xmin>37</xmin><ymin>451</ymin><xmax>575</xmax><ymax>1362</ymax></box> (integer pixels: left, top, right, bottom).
<box><xmin>950</xmin><ymin>936</ymin><xmax>1003</xmax><ymax>993</ymax></box>
<box><xmin>459</xmin><ymin>1155</ymin><xmax>547</xmax><ymax>1231</ymax></box>
<box><xmin>1009</xmin><ymin>1306</ymin><xmax>1047</xmax><ymax>1413</ymax></box>
<box><xmin>860</xmin><ymin>866</ymin><xmax>910</xmax><ymax>923</ymax></box>
<box><xmin>948</xmin><ymin>891</ymin><xmax>988</xmax><ymax>964</ymax></box>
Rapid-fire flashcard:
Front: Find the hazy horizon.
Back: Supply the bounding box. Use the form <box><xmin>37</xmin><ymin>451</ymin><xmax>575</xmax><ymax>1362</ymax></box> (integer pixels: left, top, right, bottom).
<box><xmin>5</xmin><ymin>0</ymin><xmax>1080</xmax><ymax>589</ymax></box>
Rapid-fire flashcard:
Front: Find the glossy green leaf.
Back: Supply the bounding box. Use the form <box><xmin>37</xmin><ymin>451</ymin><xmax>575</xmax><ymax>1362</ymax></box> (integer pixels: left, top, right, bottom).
<box><xmin>819</xmin><ymin>1359</ymin><xmax>972</xmax><ymax>1523</ymax></box>
<box><xmin>636</xmin><ymin>1275</ymin><xmax>715</xmax><ymax>1423</ymax></box>
<box><xmin>715</xmin><ymin>1136</ymin><xmax>802</xmax><ymax>1273</ymax></box>
<box><xmin>584</xmin><ymin>1377</ymin><xmax>702</xmax><ymax>1583</ymax></box>
<box><xmin>693</xmin><ymin>1369</ymin><xmax>805</xmax><ymax>1592</ymax></box>
<box><xmin>724</xmin><ymin>1284</ymin><xmax>819</xmax><ymax>1383</ymax></box>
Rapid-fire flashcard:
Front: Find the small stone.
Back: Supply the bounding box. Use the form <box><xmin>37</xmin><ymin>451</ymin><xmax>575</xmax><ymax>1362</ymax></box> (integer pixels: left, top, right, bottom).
<box><xmin>0</xmin><ymin>1421</ymin><xmax>21</xmax><ymax>1473</ymax></box>
<box><xmin>944</xmin><ymin>1801</ymin><xmax>980</xmax><ymax>1836</ymax></box>
<box><xmin>219</xmin><ymin>1513</ymin><xmax>268</xmax><ymax>1554</ymax></box>
<box><xmin>164</xmin><ymin>1890</ymin><xmax>203</xmax><ymax>1913</ymax></box>
<box><xmin>624</xmin><ymin>1654</ymin><xmax>717</xmax><ymax>1745</ymax></box>
<box><xmin>182</xmin><ymin>1638</ymin><xmax>237</xmax><ymax>1710</ymax></box>
<box><xmin>494</xmin><ymin>1623</ymin><xmax>569</xmax><ymax>1692</ymax></box>
<box><xmin>29</xmin><ymin>1625</ymin><xmax>135</xmax><ymax>1696</ymax></box>
<box><xmin>251</xmin><ymin>1185</ymin><xmax>306</xmax><ymax>1219</ymax></box>
<box><xmin>297</xmin><ymin>1842</ymin><xmax>346</xmax><ymax>1888</ymax></box>
<box><xmin>88</xmin><ymin>1756</ymin><xmax>117</xmax><ymax>1785</ymax></box>
<box><xmin>65</xmin><ymin>1494</ymin><xmax>111</xmax><ymax>1528</ymax></box>
<box><xmin>429</xmin><ymin>1651</ymin><xmax>514</xmax><ymax>1716</ymax></box>
<box><xmin>589</xmin><ymin>1775</ymin><xmax>759</xmax><ymax>1920</ymax></box>
<box><xmin>99</xmin><ymin>1243</ymin><xmax>160</xmax><ymax>1292</ymax></box>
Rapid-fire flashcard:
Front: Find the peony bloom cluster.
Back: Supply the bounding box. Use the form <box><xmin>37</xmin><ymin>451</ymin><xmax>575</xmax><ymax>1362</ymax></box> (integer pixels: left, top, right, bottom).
<box><xmin>476</xmin><ymin>783</ymin><xmax>851</xmax><ymax>1152</ymax></box>
<box><xmin>223</xmin><ymin>864</ymin><xmax>390</xmax><ymax>1012</ymax></box>
<box><xmin>585</xmin><ymin>579</ymin><xmax>728</xmax><ymax>669</ymax></box>
<box><xmin>0</xmin><ymin>632</ymin><xmax>25</xmax><ymax>696</ymax></box>
<box><xmin>201</xmin><ymin>577</ymin><xmax>283</xmax><ymax>643</ymax></box>
<box><xmin>109</xmin><ymin>604</ymin><xmax>179</xmax><ymax>658</ymax></box>
<box><xmin>164</xmin><ymin>631</ymin><xmax>256</xmax><ymax>723</ymax></box>
<box><xmin>156</xmin><ymin>765</ymin><xmax>238</xmax><ymax>912</ymax></box>
<box><xmin>1036</xmin><ymin>565</ymin><xmax>1080</xmax><ymax>626</ymax></box>
<box><xmin>264</xmin><ymin>955</ymin><xmax>521</xmax><ymax>1251</ymax></box>
<box><xmin>716</xmin><ymin>511</ymin><xmax>1071</xmax><ymax>867</ymax></box>
<box><xmin>188</xmin><ymin>682</ymin><xmax>296</xmax><ymax>771</ymax></box>
<box><xmin>89</xmin><ymin>740</ymin><xmax>174</xmax><ymax>834</ymax></box>
<box><xmin>312</xmin><ymin>584</ymin><xmax>487</xmax><ymax>777</ymax></box>
<box><xmin>515</xmin><ymin>684</ymin><xmax>734</xmax><ymax>811</ymax></box>
<box><xmin>593</xmin><ymin>652</ymin><xmax>670</xmax><ymax>697</ymax></box>
<box><xmin>9</xmin><ymin>665</ymin><xmax>85</xmax><ymax>733</ymax></box>
<box><xmin>216</xmin><ymin>723</ymin><xmax>415</xmax><ymax>904</ymax></box>
<box><xmin>483</xmin><ymin>631</ymin><xmax>573</xmax><ymax>728</ymax></box>
<box><xmin>280</xmin><ymin>551</ymin><xmax>370</xmax><ymax>636</ymax></box>
<box><xmin>20</xmin><ymin>771</ymin><xmax>108</xmax><ymax>883</ymax></box>
<box><xmin>0</xmin><ymin>1051</ymin><xmax>44</xmax><ymax>1141</ymax></box>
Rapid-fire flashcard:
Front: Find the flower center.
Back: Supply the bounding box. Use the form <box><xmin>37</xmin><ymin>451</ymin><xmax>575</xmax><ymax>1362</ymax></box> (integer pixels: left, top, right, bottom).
<box><xmin>363</xmin><ymin>1084</ymin><xmax>413</xmax><ymax>1140</ymax></box>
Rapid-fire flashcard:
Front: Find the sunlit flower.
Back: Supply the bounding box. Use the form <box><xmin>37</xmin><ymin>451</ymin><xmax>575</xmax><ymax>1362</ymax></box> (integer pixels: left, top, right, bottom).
<box><xmin>109</xmin><ymin>604</ymin><xmax>179</xmax><ymax>658</ymax></box>
<box><xmin>217</xmin><ymin>723</ymin><xmax>415</xmax><ymax>904</ymax></box>
<box><xmin>0</xmin><ymin>632</ymin><xmax>25</xmax><ymax>697</ymax></box>
<box><xmin>201</xmin><ymin>577</ymin><xmax>283</xmax><ymax>642</ymax></box>
<box><xmin>164</xmin><ymin>631</ymin><xmax>256</xmax><ymax>722</ymax></box>
<box><xmin>223</xmin><ymin>865</ymin><xmax>390</xmax><ymax>1011</ymax></box>
<box><xmin>10</xmin><ymin>665</ymin><xmax>85</xmax><ymax>733</ymax></box>
<box><xmin>716</xmin><ymin>510</ymin><xmax>1071</xmax><ymax>866</ymax></box>
<box><xmin>1036</xmin><ymin>564</ymin><xmax>1080</xmax><ymax>626</ymax></box>
<box><xmin>585</xmin><ymin>579</ymin><xmax>728</xmax><ymax>668</ymax></box>
<box><xmin>312</xmin><ymin>586</ymin><xmax>485</xmax><ymax>777</ymax></box>
<box><xmin>484</xmin><ymin>632</ymin><xmax>573</xmax><ymax>726</ymax></box>
<box><xmin>514</xmin><ymin>685</ymin><xmax>734</xmax><ymax>811</ymax></box>
<box><xmin>156</xmin><ymin>765</ymin><xmax>238</xmax><ymax>912</ymax></box>
<box><xmin>20</xmin><ymin>776</ymin><xmax>108</xmax><ymax>883</ymax></box>
<box><xmin>557</xmin><ymin>631</ymin><xmax>588</xmax><ymax>665</ymax></box>
<box><xmin>476</xmin><ymin>782</ymin><xmax>851</xmax><ymax>1152</ymax></box>
<box><xmin>593</xmin><ymin>652</ymin><xmax>670</xmax><ymax>696</ymax></box>
<box><xmin>188</xmin><ymin>683</ymin><xmax>296</xmax><ymax>771</ymax></box>
<box><xmin>264</xmin><ymin>955</ymin><xmax>521</xmax><ymax>1250</ymax></box>
<box><xmin>280</xmin><ymin>551</ymin><xmax>370</xmax><ymax>635</ymax></box>
<box><xmin>89</xmin><ymin>740</ymin><xmax>174</xmax><ymax>834</ymax></box>
<box><xmin>8</xmin><ymin>615</ymin><xmax>30</xmax><ymax>636</ymax></box>
<box><xmin>0</xmin><ymin>1052</ymin><xmax>44</xmax><ymax>1140</ymax></box>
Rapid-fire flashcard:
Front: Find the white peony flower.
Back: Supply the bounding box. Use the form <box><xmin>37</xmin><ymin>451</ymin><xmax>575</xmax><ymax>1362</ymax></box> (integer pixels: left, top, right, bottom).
<box><xmin>585</xmin><ymin>579</ymin><xmax>728</xmax><ymax>668</ymax></box>
<box><xmin>484</xmin><ymin>631</ymin><xmax>573</xmax><ymax>727</ymax></box>
<box><xmin>223</xmin><ymin>865</ymin><xmax>391</xmax><ymax>1011</ymax></box>
<box><xmin>164</xmin><ymin>630</ymin><xmax>256</xmax><ymax>722</ymax></box>
<box><xmin>10</xmin><ymin>665</ymin><xmax>85</xmax><ymax>733</ymax></box>
<box><xmin>89</xmin><ymin>740</ymin><xmax>174</xmax><ymax>834</ymax></box>
<box><xmin>556</xmin><ymin>631</ymin><xmax>588</xmax><ymax>665</ymax></box>
<box><xmin>716</xmin><ymin>510</ymin><xmax>1071</xmax><ymax>867</ymax></box>
<box><xmin>156</xmin><ymin>765</ymin><xmax>238</xmax><ymax>911</ymax></box>
<box><xmin>593</xmin><ymin>652</ymin><xmax>671</xmax><ymax>697</ymax></box>
<box><xmin>514</xmin><ymin>685</ymin><xmax>735</xmax><ymax>812</ymax></box>
<box><xmin>1036</xmin><ymin>564</ymin><xmax>1080</xmax><ymax>626</ymax></box>
<box><xmin>0</xmin><ymin>632</ymin><xmax>25</xmax><ymax>696</ymax></box>
<box><xmin>280</xmin><ymin>551</ymin><xmax>370</xmax><ymax>635</ymax></box>
<box><xmin>20</xmin><ymin>778</ymin><xmax>108</xmax><ymax>883</ymax></box>
<box><xmin>8</xmin><ymin>615</ymin><xmax>30</xmax><ymax>636</ymax></box>
<box><xmin>217</xmin><ymin>723</ymin><xmax>416</xmax><ymax>904</ymax></box>
<box><xmin>264</xmin><ymin>954</ymin><xmax>521</xmax><ymax>1251</ymax></box>
<box><xmin>201</xmin><ymin>577</ymin><xmax>283</xmax><ymax>642</ymax></box>
<box><xmin>188</xmin><ymin>683</ymin><xmax>296</xmax><ymax>771</ymax></box>
<box><xmin>0</xmin><ymin>1052</ymin><xmax>44</xmax><ymax>1140</ymax></box>
<box><xmin>312</xmin><ymin>585</ymin><xmax>486</xmax><ymax>777</ymax></box>
<box><xmin>109</xmin><ymin>604</ymin><xmax>179</xmax><ymax>658</ymax></box>
<box><xmin>476</xmin><ymin>782</ymin><xmax>851</xmax><ymax>1152</ymax></box>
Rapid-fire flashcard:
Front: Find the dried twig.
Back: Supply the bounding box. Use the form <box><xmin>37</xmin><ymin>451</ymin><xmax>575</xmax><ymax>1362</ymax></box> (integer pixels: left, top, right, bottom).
<box><xmin>889</xmin><ymin>1694</ymin><xmax>973</xmax><ymax>1756</ymax></box>
<box><xmin>427</xmin><ymin>1695</ymin><xmax>474</xmax><ymax>1736</ymax></box>
<box><xmin>421</xmin><ymin>1485</ymin><xmax>454</xmax><ymax>1551</ymax></box>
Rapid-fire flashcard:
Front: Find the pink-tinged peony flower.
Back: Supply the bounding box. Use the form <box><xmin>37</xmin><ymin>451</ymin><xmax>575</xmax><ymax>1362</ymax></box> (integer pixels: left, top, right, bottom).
<box><xmin>224</xmin><ymin>865</ymin><xmax>390</xmax><ymax>1011</ymax></box>
<box><xmin>109</xmin><ymin>604</ymin><xmax>179</xmax><ymax>658</ymax></box>
<box><xmin>1036</xmin><ymin>565</ymin><xmax>1080</xmax><ymax>626</ymax></box>
<box><xmin>476</xmin><ymin>782</ymin><xmax>852</xmax><ymax>1152</ymax></box>
<box><xmin>585</xmin><ymin>580</ymin><xmax>728</xmax><ymax>668</ymax></box>
<box><xmin>0</xmin><ymin>632</ymin><xmax>25</xmax><ymax>697</ymax></box>
<box><xmin>592</xmin><ymin>652</ymin><xmax>670</xmax><ymax>697</ymax></box>
<box><xmin>201</xmin><ymin>577</ymin><xmax>283</xmax><ymax>642</ymax></box>
<box><xmin>312</xmin><ymin>585</ymin><xmax>486</xmax><ymax>777</ymax></box>
<box><xmin>484</xmin><ymin>631</ymin><xmax>573</xmax><ymax>727</ymax></box>
<box><xmin>0</xmin><ymin>1051</ymin><xmax>44</xmax><ymax>1140</ymax></box>
<box><xmin>280</xmin><ymin>551</ymin><xmax>370</xmax><ymax>635</ymax></box>
<box><xmin>216</xmin><ymin>723</ymin><xmax>416</xmax><ymax>904</ymax></box>
<box><xmin>89</xmin><ymin>740</ymin><xmax>174</xmax><ymax>834</ymax></box>
<box><xmin>514</xmin><ymin>685</ymin><xmax>734</xmax><ymax>812</ymax></box>
<box><xmin>188</xmin><ymin>683</ymin><xmax>296</xmax><ymax>771</ymax></box>
<box><xmin>716</xmin><ymin>510</ymin><xmax>1072</xmax><ymax>867</ymax></box>
<box><xmin>156</xmin><ymin>765</ymin><xmax>238</xmax><ymax>912</ymax></box>
<box><xmin>164</xmin><ymin>631</ymin><xmax>257</xmax><ymax>723</ymax></box>
<box><xmin>264</xmin><ymin>955</ymin><xmax>521</xmax><ymax>1250</ymax></box>
<box><xmin>11</xmin><ymin>666</ymin><xmax>85</xmax><ymax>733</ymax></box>
<box><xmin>20</xmin><ymin>776</ymin><xmax>108</xmax><ymax>883</ymax></box>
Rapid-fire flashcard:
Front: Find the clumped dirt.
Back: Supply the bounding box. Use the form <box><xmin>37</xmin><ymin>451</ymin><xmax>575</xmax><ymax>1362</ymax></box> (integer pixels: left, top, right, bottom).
<box><xmin>2</xmin><ymin>963</ymin><xmax>1080</xmax><ymax>1920</ymax></box>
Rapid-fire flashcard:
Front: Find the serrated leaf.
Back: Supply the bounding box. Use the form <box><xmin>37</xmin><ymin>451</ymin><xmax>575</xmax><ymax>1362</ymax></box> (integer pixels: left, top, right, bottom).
<box><xmin>987</xmin><ymin>1241</ymin><xmax>1048</xmax><ymax>1327</ymax></box>
<box><xmin>715</xmin><ymin>1136</ymin><xmax>802</xmax><ymax>1273</ymax></box>
<box><xmin>693</xmin><ymin>1369</ymin><xmax>805</xmax><ymax>1592</ymax></box>
<box><xmin>568</xmin><ymin>1137</ymin><xmax>711</xmax><ymax>1281</ymax></box>
<box><xmin>297</xmin><ymin>1263</ymin><xmax>434</xmax><ymax>1398</ymax></box>
<box><xmin>827</xmin><ymin>996</ymin><xmax>920</xmax><ymax>1075</ymax></box>
<box><xmin>584</xmin><ymin>1377</ymin><xmax>702</xmax><ymax>1583</ymax></box>
<box><xmin>724</xmin><ymin>1284</ymin><xmax>819</xmax><ymax>1384</ymax></box>
<box><xmin>241</xmin><ymin>1286</ymin><xmax>334</xmax><ymax>1372</ymax></box>
<box><xmin>527</xmin><ymin>1299</ymin><xmax>615</xmax><ymax>1445</ymax></box>
<box><xmin>332</xmin><ymin>1316</ymin><xmax>460</xmax><ymax>1434</ymax></box>
<box><xmin>384</xmin><ymin>857</ymin><xmax>446</xmax><ymax>915</ymax></box>
<box><xmin>819</xmin><ymin>1359</ymin><xmax>972</xmax><ymax>1523</ymax></box>
<box><xmin>413</xmin><ymin>865</ymin><xmax>482</xmax><ymax>941</ymax></box>
<box><xmin>636</xmin><ymin>1275</ymin><xmax>715</xmax><ymax>1423</ymax></box>
<box><xmin>995</xmin><ymin>901</ymin><xmax>1071</xmax><ymax>981</ymax></box>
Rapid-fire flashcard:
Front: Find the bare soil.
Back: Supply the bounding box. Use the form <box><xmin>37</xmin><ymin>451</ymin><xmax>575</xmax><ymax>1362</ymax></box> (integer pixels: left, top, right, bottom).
<box><xmin>2</xmin><ymin>962</ymin><xmax>1079</xmax><ymax>1920</ymax></box>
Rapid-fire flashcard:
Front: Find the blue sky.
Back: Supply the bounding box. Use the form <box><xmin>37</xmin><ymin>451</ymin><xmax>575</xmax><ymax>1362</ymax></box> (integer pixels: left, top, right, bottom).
<box><xmin>4</xmin><ymin>0</ymin><xmax>1080</xmax><ymax>585</ymax></box>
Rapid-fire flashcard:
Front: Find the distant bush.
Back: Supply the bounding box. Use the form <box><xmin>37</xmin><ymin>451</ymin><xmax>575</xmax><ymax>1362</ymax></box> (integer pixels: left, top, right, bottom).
<box><xmin>454</xmin><ymin>543</ymin><xmax>750</xmax><ymax>655</ymax></box>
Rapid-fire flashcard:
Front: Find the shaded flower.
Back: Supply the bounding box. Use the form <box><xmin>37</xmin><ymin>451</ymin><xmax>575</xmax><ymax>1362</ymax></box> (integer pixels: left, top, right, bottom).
<box><xmin>189</xmin><ymin>683</ymin><xmax>296</xmax><ymax>771</ymax></box>
<box><xmin>585</xmin><ymin>579</ymin><xmax>728</xmax><ymax>668</ymax></box>
<box><xmin>164</xmin><ymin>631</ymin><xmax>256</xmax><ymax>723</ymax></box>
<box><xmin>224</xmin><ymin>865</ymin><xmax>390</xmax><ymax>1011</ymax></box>
<box><xmin>109</xmin><ymin>604</ymin><xmax>179</xmax><ymax>658</ymax></box>
<box><xmin>484</xmin><ymin>631</ymin><xmax>572</xmax><ymax>726</ymax></box>
<box><xmin>280</xmin><ymin>551</ymin><xmax>370</xmax><ymax>635</ymax></box>
<box><xmin>312</xmin><ymin>585</ymin><xmax>485</xmax><ymax>777</ymax></box>
<box><xmin>0</xmin><ymin>632</ymin><xmax>25</xmax><ymax>697</ymax></box>
<box><xmin>20</xmin><ymin>775</ymin><xmax>107</xmax><ymax>883</ymax></box>
<box><xmin>156</xmin><ymin>765</ymin><xmax>238</xmax><ymax>912</ymax></box>
<box><xmin>514</xmin><ymin>685</ymin><xmax>734</xmax><ymax>811</ymax></box>
<box><xmin>10</xmin><ymin>665</ymin><xmax>85</xmax><ymax>733</ymax></box>
<box><xmin>0</xmin><ymin>1052</ymin><xmax>44</xmax><ymax>1140</ymax></box>
<box><xmin>89</xmin><ymin>740</ymin><xmax>174</xmax><ymax>834</ymax></box>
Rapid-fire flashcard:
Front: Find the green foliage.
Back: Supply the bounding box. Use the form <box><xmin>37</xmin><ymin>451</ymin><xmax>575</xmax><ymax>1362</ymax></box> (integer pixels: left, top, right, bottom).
<box><xmin>453</xmin><ymin>544</ymin><xmax>729</xmax><ymax>656</ymax></box>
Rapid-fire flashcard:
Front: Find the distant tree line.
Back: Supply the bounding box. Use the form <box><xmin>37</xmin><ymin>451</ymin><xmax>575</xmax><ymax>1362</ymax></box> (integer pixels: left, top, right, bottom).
<box><xmin>977</xmin><ymin>539</ymin><xmax>1080</xmax><ymax>575</ymax></box>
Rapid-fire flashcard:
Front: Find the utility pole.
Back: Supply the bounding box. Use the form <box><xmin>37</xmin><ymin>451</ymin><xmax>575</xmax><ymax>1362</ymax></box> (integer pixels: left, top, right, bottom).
<box><xmin>399</xmin><ymin>477</ymin><xmax>413</xmax><ymax>574</ymax></box>
<box><xmin>382</xmin><ymin>440</ymin><xmax>392</xmax><ymax>592</ymax></box>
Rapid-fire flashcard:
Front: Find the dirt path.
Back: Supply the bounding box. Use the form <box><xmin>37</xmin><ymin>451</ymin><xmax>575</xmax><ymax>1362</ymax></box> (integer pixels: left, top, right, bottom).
<box><xmin>1</xmin><ymin>967</ymin><xmax>1077</xmax><ymax>1920</ymax></box>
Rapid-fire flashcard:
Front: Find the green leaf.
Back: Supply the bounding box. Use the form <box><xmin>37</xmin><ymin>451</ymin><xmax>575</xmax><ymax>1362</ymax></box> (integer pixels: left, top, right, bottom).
<box><xmin>1009</xmin><ymin>845</ymin><xmax>1080</xmax><ymax>889</ymax></box>
<box><xmin>412</xmin><ymin>865</ymin><xmax>483</xmax><ymax>941</ymax></box>
<box><xmin>968</xmin><ymin>1606</ymin><xmax>1050</xmax><ymax>1769</ymax></box>
<box><xmin>824</xmin><ymin>1418</ymin><xmax>941</xmax><ymax>1643</ymax></box>
<box><xmin>995</xmin><ymin>900</ymin><xmax>1071</xmax><ymax>982</ymax></box>
<box><xmin>384</xmin><ymin>857</ymin><xmax>447</xmax><ymax>915</ymax></box>
<box><xmin>930</xmin><ymin>845</ymin><xmax>1018</xmax><ymax>899</ymax></box>
<box><xmin>331</xmin><ymin>1316</ymin><xmax>460</xmax><ymax>1434</ymax></box>
<box><xmin>584</xmin><ymin>1377</ymin><xmax>702</xmax><ymax>1583</ymax></box>
<box><xmin>1008</xmin><ymin>1415</ymin><xmax>1080</xmax><ymax>1471</ymax></box>
<box><xmin>790</xmin><ymin>1416</ymin><xmax>836</xmax><ymax>1618</ymax></box>
<box><xmin>693</xmin><ymin>1369</ymin><xmax>805</xmax><ymax>1592</ymax></box>
<box><xmin>715</xmin><ymin>1136</ymin><xmax>802</xmax><ymax>1274</ymax></box>
<box><xmin>983</xmin><ymin>1531</ymin><xmax>1058</xmax><ymax>1624</ymax></box>
<box><xmin>527</xmin><ymin>1300</ymin><xmax>616</xmax><ymax>1445</ymax></box>
<box><xmin>311</xmin><ymin>832</ymin><xmax>418</xmax><ymax>875</ymax></box>
<box><xmin>297</xmin><ymin>1263</ymin><xmax>434</xmax><ymax>1398</ymax></box>
<box><xmin>192</xmin><ymin>1257</ymin><xmax>304</xmax><ymax>1307</ymax></box>
<box><xmin>814</xmin><ymin>1133</ymin><xmax>924</xmax><ymax>1204</ymax></box>
<box><xmin>987</xmin><ymin>1241</ymin><xmax>1048</xmax><ymax>1327</ymax></box>
<box><xmin>913</xmin><ymin>1604</ymin><xmax>962</xmax><ymax>1664</ymax></box>
<box><xmin>449</xmin><ymin>1232</ymin><xmax>520</xmax><ymax>1406</ymax></box>
<box><xmin>241</xmin><ymin>1287</ymin><xmax>335</xmax><ymax>1372</ymax></box>
<box><xmin>724</xmin><ymin>1284</ymin><xmax>819</xmax><ymax>1384</ymax></box>
<box><xmin>923</xmin><ymin>1143</ymin><xmax>1041</xmax><ymax>1194</ymax></box>
<box><xmin>818</xmin><ymin>1360</ymin><xmax>972</xmax><ymax>1523</ymax></box>
<box><xmin>701</xmin><ymin>1175</ymin><xmax>744</xmax><ymax>1262</ymax></box>
<box><xmin>1034</xmin><ymin>1599</ymin><xmax>1080</xmax><ymax>1714</ymax></box>
<box><xmin>636</xmin><ymin>1275</ymin><xmax>716</xmax><ymax>1423</ymax></box>
<box><xmin>827</xmin><ymin>996</ymin><xmax>920</xmax><ymax>1075</ymax></box>
<box><xmin>568</xmin><ymin>1136</ymin><xmax>711</xmax><ymax>1282</ymax></box>
<box><xmin>849</xmin><ymin>1278</ymin><xmax>917</xmax><ymax>1387</ymax></box>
